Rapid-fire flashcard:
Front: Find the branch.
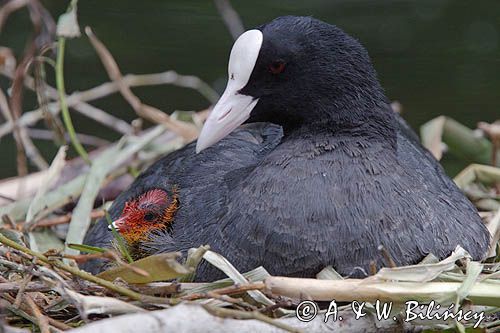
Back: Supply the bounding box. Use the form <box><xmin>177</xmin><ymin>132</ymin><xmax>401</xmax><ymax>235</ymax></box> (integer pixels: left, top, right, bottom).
<box><xmin>55</xmin><ymin>37</ymin><xmax>90</xmax><ymax>163</ymax></box>
<box><xmin>0</xmin><ymin>232</ymin><xmax>173</xmax><ymax>304</ymax></box>
<box><xmin>26</xmin><ymin>128</ymin><xmax>110</xmax><ymax>147</ymax></box>
<box><xmin>265</xmin><ymin>276</ymin><xmax>497</xmax><ymax>306</ymax></box>
<box><xmin>0</xmin><ymin>69</ymin><xmax>218</xmax><ymax>139</ymax></box>
<box><xmin>214</xmin><ymin>0</ymin><xmax>244</xmax><ymax>40</ymax></box>
<box><xmin>0</xmin><ymin>0</ymin><xmax>30</xmax><ymax>32</ymax></box>
<box><xmin>1</xmin><ymin>67</ymin><xmax>135</xmax><ymax>135</ymax></box>
<box><xmin>85</xmin><ymin>27</ymin><xmax>199</xmax><ymax>141</ymax></box>
<box><xmin>0</xmin><ymin>88</ymin><xmax>49</xmax><ymax>171</ymax></box>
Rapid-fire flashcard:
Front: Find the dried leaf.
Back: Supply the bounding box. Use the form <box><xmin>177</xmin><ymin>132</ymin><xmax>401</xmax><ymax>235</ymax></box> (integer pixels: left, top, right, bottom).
<box><xmin>28</xmin><ymin>229</ymin><xmax>64</xmax><ymax>253</ymax></box>
<box><xmin>316</xmin><ymin>266</ymin><xmax>343</xmax><ymax>280</ymax></box>
<box><xmin>97</xmin><ymin>252</ymin><xmax>190</xmax><ymax>284</ymax></box>
<box><xmin>26</xmin><ymin>146</ymin><xmax>67</xmax><ymax>225</ymax></box>
<box><xmin>178</xmin><ymin>245</ymin><xmax>210</xmax><ymax>282</ymax></box>
<box><xmin>65</xmin><ymin>144</ymin><xmax>121</xmax><ymax>257</ymax></box>
<box><xmin>420</xmin><ymin>115</ymin><xmax>446</xmax><ymax>160</ymax></box>
<box><xmin>62</xmin><ymin>288</ymin><xmax>145</xmax><ymax>316</ymax></box>
<box><xmin>455</xmin><ymin>261</ymin><xmax>482</xmax><ymax>303</ymax></box>
<box><xmin>486</xmin><ymin>209</ymin><xmax>500</xmax><ymax>258</ymax></box>
<box><xmin>454</xmin><ymin>164</ymin><xmax>500</xmax><ymax>190</ymax></box>
<box><xmin>56</xmin><ymin>3</ymin><xmax>81</xmax><ymax>38</ymax></box>
<box><xmin>202</xmin><ymin>250</ymin><xmax>275</xmax><ymax>306</ymax></box>
<box><xmin>374</xmin><ymin>246</ymin><xmax>470</xmax><ymax>282</ymax></box>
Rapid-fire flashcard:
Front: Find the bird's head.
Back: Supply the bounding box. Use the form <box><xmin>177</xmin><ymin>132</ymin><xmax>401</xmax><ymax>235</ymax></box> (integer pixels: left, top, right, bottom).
<box><xmin>196</xmin><ymin>16</ymin><xmax>387</xmax><ymax>153</ymax></box>
<box><xmin>109</xmin><ymin>188</ymin><xmax>179</xmax><ymax>244</ymax></box>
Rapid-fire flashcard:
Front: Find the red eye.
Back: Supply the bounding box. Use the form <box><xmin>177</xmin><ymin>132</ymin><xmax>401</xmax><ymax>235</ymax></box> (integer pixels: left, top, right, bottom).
<box><xmin>268</xmin><ymin>60</ymin><xmax>286</xmax><ymax>74</ymax></box>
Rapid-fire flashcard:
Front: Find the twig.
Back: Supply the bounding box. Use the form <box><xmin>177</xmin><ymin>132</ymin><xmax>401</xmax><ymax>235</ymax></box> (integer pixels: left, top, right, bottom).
<box><xmin>6</xmin><ymin>0</ymin><xmax>52</xmax><ymax>175</ymax></box>
<box><xmin>213</xmin><ymin>0</ymin><xmax>245</xmax><ymax>40</ymax></box>
<box><xmin>378</xmin><ymin>245</ymin><xmax>397</xmax><ymax>268</ymax></box>
<box><xmin>14</xmin><ymin>272</ymin><xmax>33</xmax><ymax>307</ymax></box>
<box><xmin>55</xmin><ymin>36</ymin><xmax>90</xmax><ymax>163</ymax></box>
<box><xmin>20</xmin><ymin>209</ymin><xmax>105</xmax><ymax>230</ymax></box>
<box><xmin>26</xmin><ymin>128</ymin><xmax>110</xmax><ymax>147</ymax></box>
<box><xmin>0</xmin><ymin>66</ymin><xmax>134</xmax><ymax>135</ymax></box>
<box><xmin>0</xmin><ymin>280</ymin><xmax>72</xmax><ymax>293</ymax></box>
<box><xmin>204</xmin><ymin>291</ymin><xmax>257</xmax><ymax>310</ymax></box>
<box><xmin>1</xmin><ymin>87</ymin><xmax>48</xmax><ymax>173</ymax></box>
<box><xmin>0</xmin><ymin>257</ymin><xmax>27</xmax><ymax>272</ymax></box>
<box><xmin>33</xmin><ymin>56</ymin><xmax>66</xmax><ymax>145</ymax></box>
<box><xmin>25</xmin><ymin>294</ymin><xmax>51</xmax><ymax>333</ymax></box>
<box><xmin>3</xmin><ymin>293</ymin><xmax>71</xmax><ymax>331</ymax></box>
<box><xmin>265</xmin><ymin>276</ymin><xmax>498</xmax><ymax>306</ymax></box>
<box><xmin>0</xmin><ymin>70</ymin><xmax>218</xmax><ymax>138</ymax></box>
<box><xmin>0</xmin><ymin>297</ymin><xmax>53</xmax><ymax>332</ymax></box>
<box><xmin>181</xmin><ymin>282</ymin><xmax>266</xmax><ymax>301</ymax></box>
<box><xmin>257</xmin><ymin>299</ymin><xmax>295</xmax><ymax>313</ymax></box>
<box><xmin>71</xmin><ymin>102</ymin><xmax>133</xmax><ymax>135</ymax></box>
<box><xmin>2</xmin><ymin>214</ymin><xmax>18</xmax><ymax>227</ymax></box>
<box><xmin>203</xmin><ymin>305</ymin><xmax>303</xmax><ymax>333</ymax></box>
<box><xmin>0</xmin><ymin>0</ymin><xmax>30</xmax><ymax>32</ymax></box>
<box><xmin>0</xmin><ymin>232</ymin><xmax>174</xmax><ymax>304</ymax></box>
<box><xmin>85</xmin><ymin>26</ymin><xmax>199</xmax><ymax>141</ymax></box>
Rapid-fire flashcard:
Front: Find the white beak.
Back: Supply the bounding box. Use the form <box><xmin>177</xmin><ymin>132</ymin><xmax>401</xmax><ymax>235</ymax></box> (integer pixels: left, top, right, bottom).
<box><xmin>108</xmin><ymin>217</ymin><xmax>125</xmax><ymax>231</ymax></box>
<box><xmin>196</xmin><ymin>29</ymin><xmax>263</xmax><ymax>153</ymax></box>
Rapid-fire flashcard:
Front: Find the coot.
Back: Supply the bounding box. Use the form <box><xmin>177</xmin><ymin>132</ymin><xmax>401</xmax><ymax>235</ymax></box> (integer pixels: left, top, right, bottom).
<box><xmin>83</xmin><ymin>16</ymin><xmax>489</xmax><ymax>279</ymax></box>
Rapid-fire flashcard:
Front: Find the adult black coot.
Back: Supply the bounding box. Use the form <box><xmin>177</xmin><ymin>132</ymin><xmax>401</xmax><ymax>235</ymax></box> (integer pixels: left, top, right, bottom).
<box><xmin>83</xmin><ymin>16</ymin><xmax>489</xmax><ymax>279</ymax></box>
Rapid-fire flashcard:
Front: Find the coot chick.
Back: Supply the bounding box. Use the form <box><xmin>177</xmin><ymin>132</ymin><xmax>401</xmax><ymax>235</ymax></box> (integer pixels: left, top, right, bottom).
<box><xmin>83</xmin><ymin>16</ymin><xmax>489</xmax><ymax>279</ymax></box>
<box><xmin>82</xmin><ymin>123</ymin><xmax>283</xmax><ymax>273</ymax></box>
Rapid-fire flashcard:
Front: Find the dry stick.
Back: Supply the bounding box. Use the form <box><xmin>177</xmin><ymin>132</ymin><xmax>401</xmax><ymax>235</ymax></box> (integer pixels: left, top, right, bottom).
<box><xmin>0</xmin><ymin>70</ymin><xmax>217</xmax><ymax>138</ymax></box>
<box><xmin>0</xmin><ymin>233</ymin><xmax>174</xmax><ymax>305</ymax></box>
<box><xmin>1</xmin><ymin>87</ymin><xmax>48</xmax><ymax>173</ymax></box>
<box><xmin>0</xmin><ymin>280</ymin><xmax>102</xmax><ymax>293</ymax></box>
<box><xmin>26</xmin><ymin>128</ymin><xmax>110</xmax><ymax>147</ymax></box>
<box><xmin>85</xmin><ymin>27</ymin><xmax>199</xmax><ymax>141</ymax></box>
<box><xmin>378</xmin><ymin>245</ymin><xmax>397</xmax><ymax>268</ymax></box>
<box><xmin>204</xmin><ymin>291</ymin><xmax>257</xmax><ymax>310</ymax></box>
<box><xmin>71</xmin><ymin>102</ymin><xmax>133</xmax><ymax>135</ymax></box>
<box><xmin>34</xmin><ymin>57</ymin><xmax>67</xmax><ymax>145</ymax></box>
<box><xmin>213</xmin><ymin>0</ymin><xmax>245</xmax><ymax>40</ymax></box>
<box><xmin>1</xmin><ymin>67</ymin><xmax>134</xmax><ymax>135</ymax></box>
<box><xmin>0</xmin><ymin>0</ymin><xmax>30</xmax><ymax>32</ymax></box>
<box><xmin>13</xmin><ymin>272</ymin><xmax>33</xmax><ymax>307</ymax></box>
<box><xmin>0</xmin><ymin>257</ymin><xmax>26</xmax><ymax>272</ymax></box>
<box><xmin>0</xmin><ymin>298</ymin><xmax>55</xmax><ymax>332</ymax></box>
<box><xmin>2</xmin><ymin>64</ymin><xmax>218</xmax><ymax>125</ymax></box>
<box><xmin>265</xmin><ymin>276</ymin><xmax>496</xmax><ymax>306</ymax></box>
<box><xmin>7</xmin><ymin>1</ymin><xmax>50</xmax><ymax>174</ymax></box>
<box><xmin>2</xmin><ymin>293</ymin><xmax>71</xmax><ymax>331</ymax></box>
<box><xmin>25</xmin><ymin>294</ymin><xmax>51</xmax><ymax>333</ymax></box>
<box><xmin>2</xmin><ymin>213</ymin><xmax>17</xmax><ymax>228</ymax></box>
<box><xmin>203</xmin><ymin>305</ymin><xmax>303</xmax><ymax>333</ymax></box>
<box><xmin>21</xmin><ymin>209</ymin><xmax>105</xmax><ymax>230</ymax></box>
<box><xmin>181</xmin><ymin>282</ymin><xmax>266</xmax><ymax>301</ymax></box>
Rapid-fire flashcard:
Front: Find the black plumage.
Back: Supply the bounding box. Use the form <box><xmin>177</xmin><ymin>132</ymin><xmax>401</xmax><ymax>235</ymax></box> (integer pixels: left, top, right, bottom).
<box><xmin>83</xmin><ymin>16</ymin><xmax>489</xmax><ymax>279</ymax></box>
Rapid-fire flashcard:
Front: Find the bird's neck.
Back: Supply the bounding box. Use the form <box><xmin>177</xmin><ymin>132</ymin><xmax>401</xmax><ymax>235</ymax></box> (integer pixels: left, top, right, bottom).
<box><xmin>282</xmin><ymin>102</ymin><xmax>398</xmax><ymax>150</ymax></box>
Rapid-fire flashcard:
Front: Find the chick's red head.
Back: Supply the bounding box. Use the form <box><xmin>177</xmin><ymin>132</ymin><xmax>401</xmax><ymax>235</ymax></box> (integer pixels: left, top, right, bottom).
<box><xmin>111</xmin><ymin>188</ymin><xmax>179</xmax><ymax>244</ymax></box>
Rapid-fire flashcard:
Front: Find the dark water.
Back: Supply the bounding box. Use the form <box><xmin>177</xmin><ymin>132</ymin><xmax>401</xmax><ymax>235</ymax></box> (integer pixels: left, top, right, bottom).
<box><xmin>1</xmin><ymin>0</ymin><xmax>499</xmax><ymax>177</ymax></box>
